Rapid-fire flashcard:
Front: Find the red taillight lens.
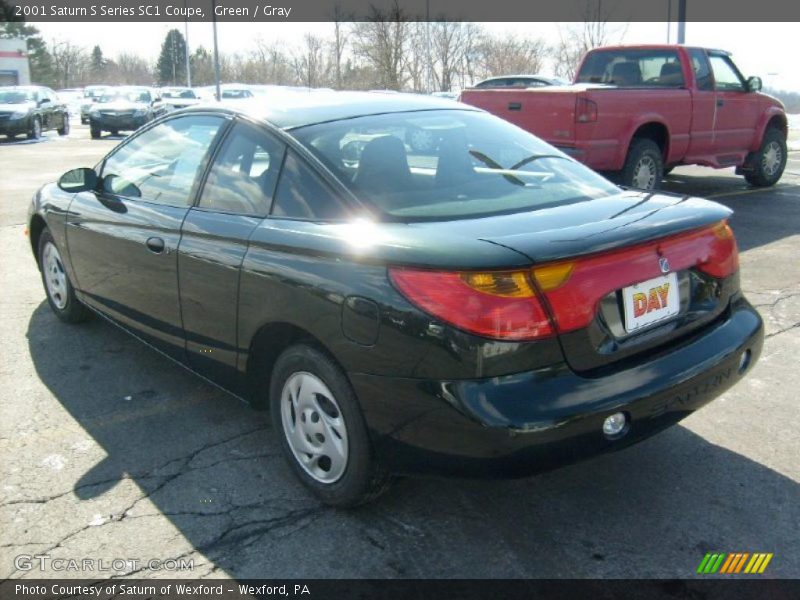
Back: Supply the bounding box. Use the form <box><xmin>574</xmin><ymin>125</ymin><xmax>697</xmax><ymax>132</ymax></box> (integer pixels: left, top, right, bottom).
<box><xmin>537</xmin><ymin>220</ymin><xmax>740</xmax><ymax>333</ymax></box>
<box><xmin>389</xmin><ymin>268</ymin><xmax>553</xmax><ymax>341</ymax></box>
<box><xmin>575</xmin><ymin>97</ymin><xmax>598</xmax><ymax>123</ymax></box>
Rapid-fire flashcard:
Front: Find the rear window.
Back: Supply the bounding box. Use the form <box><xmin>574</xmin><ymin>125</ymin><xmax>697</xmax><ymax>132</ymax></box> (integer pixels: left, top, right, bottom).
<box><xmin>291</xmin><ymin>110</ymin><xmax>618</xmax><ymax>221</ymax></box>
<box><xmin>576</xmin><ymin>49</ymin><xmax>685</xmax><ymax>88</ymax></box>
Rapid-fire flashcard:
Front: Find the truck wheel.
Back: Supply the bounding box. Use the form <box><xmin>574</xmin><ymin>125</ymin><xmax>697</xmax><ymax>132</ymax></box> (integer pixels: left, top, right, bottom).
<box><xmin>621</xmin><ymin>138</ymin><xmax>664</xmax><ymax>190</ymax></box>
<box><xmin>269</xmin><ymin>344</ymin><xmax>391</xmax><ymax>507</ymax></box>
<box><xmin>744</xmin><ymin>127</ymin><xmax>787</xmax><ymax>187</ymax></box>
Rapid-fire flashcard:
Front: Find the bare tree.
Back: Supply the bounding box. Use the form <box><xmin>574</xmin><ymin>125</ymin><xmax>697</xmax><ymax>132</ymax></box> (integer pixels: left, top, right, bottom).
<box><xmin>474</xmin><ymin>34</ymin><xmax>549</xmax><ymax>81</ymax></box>
<box><xmin>292</xmin><ymin>33</ymin><xmax>331</xmax><ymax>88</ymax></box>
<box><xmin>430</xmin><ymin>21</ymin><xmax>482</xmax><ymax>92</ymax></box>
<box><xmin>552</xmin><ymin>1</ymin><xmax>628</xmax><ymax>80</ymax></box>
<box><xmin>106</xmin><ymin>52</ymin><xmax>153</xmax><ymax>85</ymax></box>
<box><xmin>352</xmin><ymin>1</ymin><xmax>411</xmax><ymax>90</ymax></box>
<box><xmin>252</xmin><ymin>38</ymin><xmax>294</xmax><ymax>84</ymax></box>
<box><xmin>331</xmin><ymin>4</ymin><xmax>350</xmax><ymax>89</ymax></box>
<box><xmin>51</xmin><ymin>40</ymin><xmax>87</xmax><ymax>88</ymax></box>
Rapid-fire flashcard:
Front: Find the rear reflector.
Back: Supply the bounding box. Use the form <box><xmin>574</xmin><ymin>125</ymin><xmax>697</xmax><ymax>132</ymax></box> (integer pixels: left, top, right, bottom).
<box><xmin>389</xmin><ymin>268</ymin><xmax>553</xmax><ymax>341</ymax></box>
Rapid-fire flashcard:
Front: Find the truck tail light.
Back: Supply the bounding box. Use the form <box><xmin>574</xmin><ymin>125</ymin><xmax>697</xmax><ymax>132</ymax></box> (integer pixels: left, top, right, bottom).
<box><xmin>389</xmin><ymin>268</ymin><xmax>554</xmax><ymax>341</ymax></box>
<box><xmin>575</xmin><ymin>97</ymin><xmax>598</xmax><ymax>123</ymax></box>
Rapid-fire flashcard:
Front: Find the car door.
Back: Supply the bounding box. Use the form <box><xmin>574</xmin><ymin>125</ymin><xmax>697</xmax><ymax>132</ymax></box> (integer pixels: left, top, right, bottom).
<box><xmin>66</xmin><ymin>114</ymin><xmax>226</xmax><ymax>360</ymax></box>
<box><xmin>707</xmin><ymin>52</ymin><xmax>762</xmax><ymax>160</ymax></box>
<box><xmin>685</xmin><ymin>48</ymin><xmax>717</xmax><ymax>161</ymax></box>
<box><xmin>178</xmin><ymin>120</ymin><xmax>286</xmax><ymax>390</ymax></box>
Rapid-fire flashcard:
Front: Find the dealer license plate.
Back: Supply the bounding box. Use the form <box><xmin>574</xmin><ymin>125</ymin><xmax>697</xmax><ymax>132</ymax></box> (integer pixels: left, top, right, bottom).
<box><xmin>622</xmin><ymin>272</ymin><xmax>680</xmax><ymax>333</ymax></box>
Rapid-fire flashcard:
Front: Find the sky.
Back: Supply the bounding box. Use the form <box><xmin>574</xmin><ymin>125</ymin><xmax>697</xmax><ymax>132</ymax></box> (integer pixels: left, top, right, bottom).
<box><xmin>32</xmin><ymin>21</ymin><xmax>800</xmax><ymax>93</ymax></box>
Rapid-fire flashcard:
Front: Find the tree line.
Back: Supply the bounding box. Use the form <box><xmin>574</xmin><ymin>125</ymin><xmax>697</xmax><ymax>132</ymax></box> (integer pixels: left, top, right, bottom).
<box><xmin>1</xmin><ymin>5</ymin><xmax>624</xmax><ymax>91</ymax></box>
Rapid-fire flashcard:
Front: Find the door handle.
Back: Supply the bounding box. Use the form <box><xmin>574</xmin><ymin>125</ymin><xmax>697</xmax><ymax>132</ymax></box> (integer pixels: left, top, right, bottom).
<box><xmin>716</xmin><ymin>99</ymin><xmax>724</xmax><ymax>107</ymax></box>
<box><xmin>145</xmin><ymin>236</ymin><xmax>166</xmax><ymax>254</ymax></box>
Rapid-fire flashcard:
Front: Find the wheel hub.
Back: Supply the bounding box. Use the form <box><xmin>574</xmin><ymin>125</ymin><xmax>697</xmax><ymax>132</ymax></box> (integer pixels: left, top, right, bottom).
<box><xmin>632</xmin><ymin>156</ymin><xmax>657</xmax><ymax>190</ymax></box>
<box><xmin>762</xmin><ymin>141</ymin><xmax>782</xmax><ymax>176</ymax></box>
<box><xmin>43</xmin><ymin>242</ymin><xmax>68</xmax><ymax>309</ymax></box>
<box><xmin>281</xmin><ymin>372</ymin><xmax>348</xmax><ymax>483</ymax></box>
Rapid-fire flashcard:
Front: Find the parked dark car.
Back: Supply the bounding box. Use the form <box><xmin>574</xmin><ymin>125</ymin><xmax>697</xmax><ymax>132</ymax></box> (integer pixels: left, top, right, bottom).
<box><xmin>0</xmin><ymin>85</ymin><xmax>69</xmax><ymax>140</ymax></box>
<box><xmin>88</xmin><ymin>86</ymin><xmax>166</xmax><ymax>138</ymax></box>
<box><xmin>472</xmin><ymin>74</ymin><xmax>567</xmax><ymax>89</ymax></box>
<box><xmin>28</xmin><ymin>93</ymin><xmax>763</xmax><ymax>506</ymax></box>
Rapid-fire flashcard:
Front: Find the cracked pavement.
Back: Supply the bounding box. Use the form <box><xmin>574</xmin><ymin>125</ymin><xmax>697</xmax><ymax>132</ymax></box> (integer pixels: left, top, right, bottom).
<box><xmin>1</xmin><ymin>127</ymin><xmax>799</xmax><ymax>579</ymax></box>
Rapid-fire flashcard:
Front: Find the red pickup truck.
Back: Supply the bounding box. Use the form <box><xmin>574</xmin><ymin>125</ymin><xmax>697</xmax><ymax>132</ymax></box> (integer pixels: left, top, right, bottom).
<box><xmin>460</xmin><ymin>45</ymin><xmax>788</xmax><ymax>190</ymax></box>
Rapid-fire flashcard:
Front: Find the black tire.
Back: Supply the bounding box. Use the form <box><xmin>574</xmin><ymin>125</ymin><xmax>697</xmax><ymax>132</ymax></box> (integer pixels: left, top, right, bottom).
<box><xmin>620</xmin><ymin>138</ymin><xmax>664</xmax><ymax>190</ymax></box>
<box><xmin>57</xmin><ymin>114</ymin><xmax>70</xmax><ymax>136</ymax></box>
<box><xmin>110</xmin><ymin>129</ymin><xmax>119</xmax><ymax>136</ymax></box>
<box><xmin>27</xmin><ymin>116</ymin><xmax>42</xmax><ymax>140</ymax></box>
<box><xmin>90</xmin><ymin>124</ymin><xmax>101</xmax><ymax>139</ymax></box>
<box><xmin>744</xmin><ymin>127</ymin><xmax>787</xmax><ymax>187</ymax></box>
<box><xmin>37</xmin><ymin>228</ymin><xmax>89</xmax><ymax>324</ymax></box>
<box><xmin>6</xmin><ymin>134</ymin><xmax>16</xmax><ymax>141</ymax></box>
<box><xmin>663</xmin><ymin>166</ymin><xmax>675</xmax><ymax>176</ymax></box>
<box><xmin>269</xmin><ymin>344</ymin><xmax>391</xmax><ymax>507</ymax></box>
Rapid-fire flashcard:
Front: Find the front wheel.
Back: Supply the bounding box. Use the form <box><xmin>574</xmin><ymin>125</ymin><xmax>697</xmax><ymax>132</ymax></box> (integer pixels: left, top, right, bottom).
<box><xmin>269</xmin><ymin>344</ymin><xmax>390</xmax><ymax>507</ymax></box>
<box><xmin>27</xmin><ymin>117</ymin><xmax>42</xmax><ymax>140</ymax></box>
<box><xmin>57</xmin><ymin>114</ymin><xmax>70</xmax><ymax>136</ymax></box>
<box><xmin>620</xmin><ymin>138</ymin><xmax>664</xmax><ymax>190</ymax></box>
<box><xmin>744</xmin><ymin>127</ymin><xmax>787</xmax><ymax>187</ymax></box>
<box><xmin>90</xmin><ymin>124</ymin><xmax>101</xmax><ymax>139</ymax></box>
<box><xmin>38</xmin><ymin>229</ymin><xmax>89</xmax><ymax>323</ymax></box>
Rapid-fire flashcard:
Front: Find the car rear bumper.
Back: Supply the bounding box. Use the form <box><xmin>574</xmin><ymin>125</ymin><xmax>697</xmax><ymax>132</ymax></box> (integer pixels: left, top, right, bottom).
<box><xmin>350</xmin><ymin>295</ymin><xmax>763</xmax><ymax>477</ymax></box>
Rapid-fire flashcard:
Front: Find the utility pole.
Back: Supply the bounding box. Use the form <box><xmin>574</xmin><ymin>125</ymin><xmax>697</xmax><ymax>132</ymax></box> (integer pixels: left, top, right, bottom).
<box><xmin>211</xmin><ymin>0</ymin><xmax>221</xmax><ymax>101</ymax></box>
<box><xmin>677</xmin><ymin>0</ymin><xmax>686</xmax><ymax>44</ymax></box>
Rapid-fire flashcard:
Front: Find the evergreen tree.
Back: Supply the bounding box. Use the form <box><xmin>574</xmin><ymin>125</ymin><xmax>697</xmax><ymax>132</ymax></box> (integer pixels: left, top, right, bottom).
<box><xmin>90</xmin><ymin>45</ymin><xmax>106</xmax><ymax>80</ymax></box>
<box><xmin>156</xmin><ymin>29</ymin><xmax>187</xmax><ymax>86</ymax></box>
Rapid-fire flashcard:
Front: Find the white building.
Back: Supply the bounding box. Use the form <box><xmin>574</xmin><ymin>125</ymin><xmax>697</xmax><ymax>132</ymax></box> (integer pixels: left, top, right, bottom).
<box><xmin>0</xmin><ymin>39</ymin><xmax>31</xmax><ymax>86</ymax></box>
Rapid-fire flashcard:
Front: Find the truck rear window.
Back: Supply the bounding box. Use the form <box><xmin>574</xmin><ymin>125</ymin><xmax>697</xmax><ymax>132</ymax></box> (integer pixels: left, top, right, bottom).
<box><xmin>292</xmin><ymin>110</ymin><xmax>619</xmax><ymax>221</ymax></box>
<box><xmin>576</xmin><ymin>49</ymin><xmax>685</xmax><ymax>88</ymax></box>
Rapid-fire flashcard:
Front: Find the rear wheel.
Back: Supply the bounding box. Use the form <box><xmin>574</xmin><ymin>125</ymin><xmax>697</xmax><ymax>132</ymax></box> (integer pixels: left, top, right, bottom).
<box><xmin>90</xmin><ymin>124</ymin><xmax>101</xmax><ymax>139</ymax></box>
<box><xmin>620</xmin><ymin>138</ymin><xmax>664</xmax><ymax>190</ymax></box>
<box><xmin>28</xmin><ymin>117</ymin><xmax>42</xmax><ymax>140</ymax></box>
<box><xmin>269</xmin><ymin>344</ymin><xmax>390</xmax><ymax>507</ymax></box>
<box><xmin>744</xmin><ymin>127</ymin><xmax>787</xmax><ymax>187</ymax></box>
<box><xmin>38</xmin><ymin>229</ymin><xmax>89</xmax><ymax>323</ymax></box>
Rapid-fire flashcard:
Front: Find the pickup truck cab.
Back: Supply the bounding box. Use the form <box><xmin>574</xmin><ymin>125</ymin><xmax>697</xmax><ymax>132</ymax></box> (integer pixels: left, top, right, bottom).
<box><xmin>460</xmin><ymin>45</ymin><xmax>788</xmax><ymax>190</ymax></box>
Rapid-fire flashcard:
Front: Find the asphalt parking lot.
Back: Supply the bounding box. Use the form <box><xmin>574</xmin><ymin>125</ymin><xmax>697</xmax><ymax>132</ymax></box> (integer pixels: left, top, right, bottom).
<box><xmin>1</xmin><ymin>124</ymin><xmax>798</xmax><ymax>579</ymax></box>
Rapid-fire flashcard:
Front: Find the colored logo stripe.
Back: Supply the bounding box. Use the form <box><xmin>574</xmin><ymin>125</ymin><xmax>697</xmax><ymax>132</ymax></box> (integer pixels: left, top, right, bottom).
<box><xmin>697</xmin><ymin>552</ymin><xmax>773</xmax><ymax>574</ymax></box>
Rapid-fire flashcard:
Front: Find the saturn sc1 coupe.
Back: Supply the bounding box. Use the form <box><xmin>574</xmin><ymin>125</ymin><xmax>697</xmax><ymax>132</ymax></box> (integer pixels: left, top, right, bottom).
<box><xmin>28</xmin><ymin>92</ymin><xmax>763</xmax><ymax>506</ymax></box>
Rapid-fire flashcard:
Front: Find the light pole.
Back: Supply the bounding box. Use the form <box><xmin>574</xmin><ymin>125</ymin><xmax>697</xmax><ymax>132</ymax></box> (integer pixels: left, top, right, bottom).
<box><xmin>677</xmin><ymin>0</ymin><xmax>686</xmax><ymax>44</ymax></box>
<box><xmin>184</xmin><ymin>0</ymin><xmax>191</xmax><ymax>87</ymax></box>
<box><xmin>211</xmin><ymin>0</ymin><xmax>221</xmax><ymax>101</ymax></box>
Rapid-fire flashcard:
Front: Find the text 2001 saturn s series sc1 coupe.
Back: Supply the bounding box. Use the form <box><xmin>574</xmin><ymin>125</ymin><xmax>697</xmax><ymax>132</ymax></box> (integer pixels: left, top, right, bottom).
<box><xmin>28</xmin><ymin>92</ymin><xmax>763</xmax><ymax>506</ymax></box>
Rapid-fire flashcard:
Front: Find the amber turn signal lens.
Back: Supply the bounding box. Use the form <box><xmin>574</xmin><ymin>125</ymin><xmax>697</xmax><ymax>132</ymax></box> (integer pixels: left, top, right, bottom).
<box><xmin>460</xmin><ymin>271</ymin><xmax>536</xmax><ymax>298</ymax></box>
<box><xmin>532</xmin><ymin>262</ymin><xmax>574</xmax><ymax>292</ymax></box>
<box><xmin>711</xmin><ymin>220</ymin><xmax>734</xmax><ymax>240</ymax></box>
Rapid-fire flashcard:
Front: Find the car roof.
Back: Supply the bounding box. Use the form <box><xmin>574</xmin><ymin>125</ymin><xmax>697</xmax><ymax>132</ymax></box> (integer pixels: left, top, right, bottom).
<box><xmin>191</xmin><ymin>90</ymin><xmax>480</xmax><ymax>130</ymax></box>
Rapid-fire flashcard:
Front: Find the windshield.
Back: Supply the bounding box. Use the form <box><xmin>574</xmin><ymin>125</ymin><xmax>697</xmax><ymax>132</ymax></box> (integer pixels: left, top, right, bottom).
<box><xmin>0</xmin><ymin>90</ymin><xmax>34</xmax><ymax>104</ymax></box>
<box><xmin>162</xmin><ymin>89</ymin><xmax>196</xmax><ymax>99</ymax></box>
<box><xmin>84</xmin><ymin>88</ymin><xmax>107</xmax><ymax>98</ymax></box>
<box><xmin>292</xmin><ymin>110</ymin><xmax>619</xmax><ymax>220</ymax></box>
<box><xmin>98</xmin><ymin>90</ymin><xmax>151</xmax><ymax>103</ymax></box>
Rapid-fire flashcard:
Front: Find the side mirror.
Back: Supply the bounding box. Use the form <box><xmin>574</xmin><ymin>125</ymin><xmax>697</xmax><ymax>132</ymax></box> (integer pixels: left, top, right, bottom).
<box><xmin>58</xmin><ymin>168</ymin><xmax>98</xmax><ymax>193</ymax></box>
<box><xmin>747</xmin><ymin>76</ymin><xmax>763</xmax><ymax>93</ymax></box>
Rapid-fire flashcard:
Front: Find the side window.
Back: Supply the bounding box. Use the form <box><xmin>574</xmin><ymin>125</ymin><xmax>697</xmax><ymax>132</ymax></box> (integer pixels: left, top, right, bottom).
<box><xmin>101</xmin><ymin>115</ymin><xmax>224</xmax><ymax>207</ymax></box>
<box><xmin>271</xmin><ymin>150</ymin><xmax>351</xmax><ymax>220</ymax></box>
<box><xmin>689</xmin><ymin>49</ymin><xmax>713</xmax><ymax>91</ymax></box>
<box><xmin>198</xmin><ymin>123</ymin><xmax>286</xmax><ymax>216</ymax></box>
<box><xmin>708</xmin><ymin>54</ymin><xmax>745</xmax><ymax>92</ymax></box>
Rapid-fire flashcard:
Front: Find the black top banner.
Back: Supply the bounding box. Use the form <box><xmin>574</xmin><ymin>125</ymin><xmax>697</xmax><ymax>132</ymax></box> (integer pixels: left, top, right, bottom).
<box><xmin>2</xmin><ymin>0</ymin><xmax>800</xmax><ymax>22</ymax></box>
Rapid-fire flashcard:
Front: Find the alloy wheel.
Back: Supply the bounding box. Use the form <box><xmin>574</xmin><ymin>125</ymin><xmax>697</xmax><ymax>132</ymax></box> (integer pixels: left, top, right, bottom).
<box><xmin>42</xmin><ymin>242</ymin><xmax>68</xmax><ymax>309</ymax></box>
<box><xmin>632</xmin><ymin>156</ymin><xmax>657</xmax><ymax>189</ymax></box>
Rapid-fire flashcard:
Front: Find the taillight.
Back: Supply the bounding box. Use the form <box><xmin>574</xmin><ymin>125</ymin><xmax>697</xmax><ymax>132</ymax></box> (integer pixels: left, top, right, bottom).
<box><xmin>575</xmin><ymin>97</ymin><xmax>598</xmax><ymax>123</ymax></box>
<box><xmin>389</xmin><ymin>268</ymin><xmax>553</xmax><ymax>341</ymax></box>
<box><xmin>696</xmin><ymin>220</ymin><xmax>739</xmax><ymax>278</ymax></box>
